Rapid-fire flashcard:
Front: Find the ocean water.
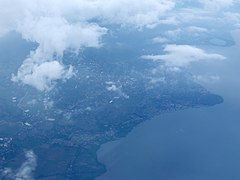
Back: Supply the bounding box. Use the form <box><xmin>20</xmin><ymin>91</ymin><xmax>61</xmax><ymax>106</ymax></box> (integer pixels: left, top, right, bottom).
<box><xmin>96</xmin><ymin>38</ymin><xmax>240</xmax><ymax>180</ymax></box>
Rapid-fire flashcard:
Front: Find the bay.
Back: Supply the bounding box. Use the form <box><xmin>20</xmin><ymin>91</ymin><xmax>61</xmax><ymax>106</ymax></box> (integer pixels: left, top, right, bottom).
<box><xmin>96</xmin><ymin>35</ymin><xmax>240</xmax><ymax>180</ymax></box>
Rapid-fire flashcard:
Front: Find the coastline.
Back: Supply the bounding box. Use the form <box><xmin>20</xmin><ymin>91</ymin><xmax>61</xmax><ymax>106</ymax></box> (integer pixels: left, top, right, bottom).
<box><xmin>95</xmin><ymin>97</ymin><xmax>223</xmax><ymax>180</ymax></box>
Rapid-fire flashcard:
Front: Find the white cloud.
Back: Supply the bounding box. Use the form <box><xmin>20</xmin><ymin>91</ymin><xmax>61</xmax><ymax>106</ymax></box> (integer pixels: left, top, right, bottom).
<box><xmin>0</xmin><ymin>0</ymin><xmax>176</xmax><ymax>91</ymax></box>
<box><xmin>169</xmin><ymin>1</ymin><xmax>240</xmax><ymax>29</ymax></box>
<box><xmin>1</xmin><ymin>150</ymin><xmax>37</xmax><ymax>180</ymax></box>
<box><xmin>106</xmin><ymin>82</ymin><xmax>129</xmax><ymax>99</ymax></box>
<box><xmin>18</xmin><ymin>16</ymin><xmax>107</xmax><ymax>54</ymax></box>
<box><xmin>142</xmin><ymin>44</ymin><xmax>226</xmax><ymax>67</ymax></box>
<box><xmin>199</xmin><ymin>0</ymin><xmax>235</xmax><ymax>9</ymax></box>
<box><xmin>0</xmin><ymin>0</ymin><xmax>176</xmax><ymax>34</ymax></box>
<box><xmin>187</xmin><ymin>26</ymin><xmax>208</xmax><ymax>33</ymax></box>
<box><xmin>164</xmin><ymin>26</ymin><xmax>208</xmax><ymax>40</ymax></box>
<box><xmin>166</xmin><ymin>28</ymin><xmax>182</xmax><ymax>38</ymax></box>
<box><xmin>12</xmin><ymin>61</ymin><xmax>74</xmax><ymax>91</ymax></box>
<box><xmin>10</xmin><ymin>15</ymin><xmax>106</xmax><ymax>91</ymax></box>
<box><xmin>15</xmin><ymin>151</ymin><xmax>37</xmax><ymax>180</ymax></box>
<box><xmin>152</xmin><ymin>37</ymin><xmax>168</xmax><ymax>43</ymax></box>
<box><xmin>193</xmin><ymin>75</ymin><xmax>220</xmax><ymax>84</ymax></box>
<box><xmin>1</xmin><ymin>0</ymin><xmax>239</xmax><ymax>91</ymax></box>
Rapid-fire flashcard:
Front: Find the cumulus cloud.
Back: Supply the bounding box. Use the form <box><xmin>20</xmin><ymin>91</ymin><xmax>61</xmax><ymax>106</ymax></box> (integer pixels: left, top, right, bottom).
<box><xmin>98</xmin><ymin>0</ymin><xmax>176</xmax><ymax>28</ymax></box>
<box><xmin>15</xmin><ymin>151</ymin><xmax>37</xmax><ymax>180</ymax></box>
<box><xmin>106</xmin><ymin>82</ymin><xmax>129</xmax><ymax>99</ymax></box>
<box><xmin>1</xmin><ymin>150</ymin><xmax>37</xmax><ymax>180</ymax></box>
<box><xmin>11</xmin><ymin>15</ymin><xmax>106</xmax><ymax>91</ymax></box>
<box><xmin>142</xmin><ymin>44</ymin><xmax>226</xmax><ymax>67</ymax></box>
<box><xmin>12</xmin><ymin>61</ymin><xmax>74</xmax><ymax>91</ymax></box>
<box><xmin>13</xmin><ymin>15</ymin><xmax>106</xmax><ymax>91</ymax></box>
<box><xmin>1</xmin><ymin>0</ymin><xmax>238</xmax><ymax>91</ymax></box>
<box><xmin>0</xmin><ymin>0</ymin><xmax>177</xmax><ymax>91</ymax></box>
<box><xmin>0</xmin><ymin>0</ymin><xmax>177</xmax><ymax>33</ymax></box>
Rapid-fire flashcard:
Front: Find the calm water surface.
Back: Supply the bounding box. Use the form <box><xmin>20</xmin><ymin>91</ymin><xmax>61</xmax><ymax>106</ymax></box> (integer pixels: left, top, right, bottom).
<box><xmin>97</xmin><ymin>40</ymin><xmax>240</xmax><ymax>180</ymax></box>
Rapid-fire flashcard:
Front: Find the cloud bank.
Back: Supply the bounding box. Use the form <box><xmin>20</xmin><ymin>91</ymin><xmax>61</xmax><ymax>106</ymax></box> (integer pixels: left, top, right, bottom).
<box><xmin>0</xmin><ymin>0</ymin><xmax>177</xmax><ymax>91</ymax></box>
<box><xmin>1</xmin><ymin>0</ymin><xmax>239</xmax><ymax>90</ymax></box>
<box><xmin>11</xmin><ymin>16</ymin><xmax>106</xmax><ymax>91</ymax></box>
<box><xmin>142</xmin><ymin>45</ymin><xmax>226</xmax><ymax>67</ymax></box>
